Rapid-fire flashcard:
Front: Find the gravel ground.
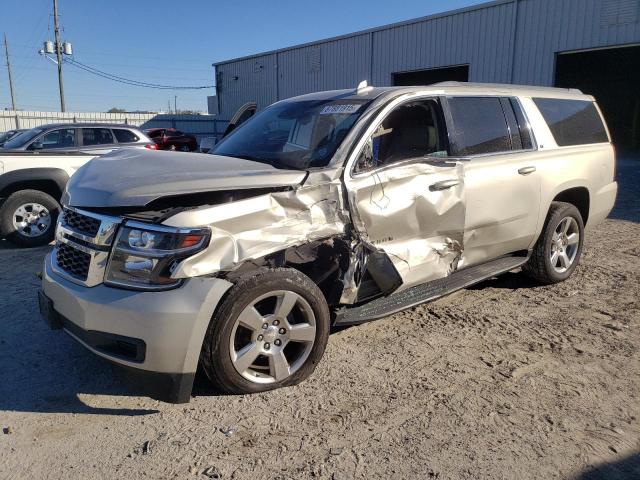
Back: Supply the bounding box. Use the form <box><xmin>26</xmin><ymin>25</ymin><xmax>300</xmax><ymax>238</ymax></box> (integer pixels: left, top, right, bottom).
<box><xmin>0</xmin><ymin>159</ymin><xmax>638</xmax><ymax>480</ymax></box>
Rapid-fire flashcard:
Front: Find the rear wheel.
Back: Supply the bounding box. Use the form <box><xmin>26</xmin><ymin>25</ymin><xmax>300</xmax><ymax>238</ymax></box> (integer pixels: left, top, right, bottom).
<box><xmin>523</xmin><ymin>201</ymin><xmax>584</xmax><ymax>284</ymax></box>
<box><xmin>0</xmin><ymin>190</ymin><xmax>60</xmax><ymax>247</ymax></box>
<box><xmin>201</xmin><ymin>268</ymin><xmax>330</xmax><ymax>394</ymax></box>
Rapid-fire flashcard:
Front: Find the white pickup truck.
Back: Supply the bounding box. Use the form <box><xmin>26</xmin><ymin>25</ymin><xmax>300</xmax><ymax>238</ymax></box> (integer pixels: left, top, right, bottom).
<box><xmin>0</xmin><ymin>152</ymin><xmax>97</xmax><ymax>246</ymax></box>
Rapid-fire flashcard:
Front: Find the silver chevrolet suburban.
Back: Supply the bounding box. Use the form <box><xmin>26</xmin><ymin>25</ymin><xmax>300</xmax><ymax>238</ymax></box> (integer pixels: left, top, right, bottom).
<box><xmin>39</xmin><ymin>82</ymin><xmax>617</xmax><ymax>403</ymax></box>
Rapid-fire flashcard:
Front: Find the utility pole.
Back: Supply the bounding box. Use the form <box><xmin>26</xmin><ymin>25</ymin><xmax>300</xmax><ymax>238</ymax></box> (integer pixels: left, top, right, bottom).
<box><xmin>3</xmin><ymin>33</ymin><xmax>16</xmax><ymax>110</ymax></box>
<box><xmin>53</xmin><ymin>0</ymin><xmax>65</xmax><ymax>111</ymax></box>
<box><xmin>174</xmin><ymin>95</ymin><xmax>177</xmax><ymax>114</ymax></box>
<box><xmin>167</xmin><ymin>99</ymin><xmax>171</xmax><ymax>113</ymax></box>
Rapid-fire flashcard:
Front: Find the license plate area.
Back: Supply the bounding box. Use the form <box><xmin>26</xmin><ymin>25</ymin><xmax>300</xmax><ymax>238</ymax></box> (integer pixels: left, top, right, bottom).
<box><xmin>38</xmin><ymin>290</ymin><xmax>62</xmax><ymax>330</ymax></box>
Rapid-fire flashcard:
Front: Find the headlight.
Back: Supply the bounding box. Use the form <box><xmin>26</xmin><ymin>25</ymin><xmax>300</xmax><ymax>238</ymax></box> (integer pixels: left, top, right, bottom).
<box><xmin>105</xmin><ymin>221</ymin><xmax>210</xmax><ymax>290</ymax></box>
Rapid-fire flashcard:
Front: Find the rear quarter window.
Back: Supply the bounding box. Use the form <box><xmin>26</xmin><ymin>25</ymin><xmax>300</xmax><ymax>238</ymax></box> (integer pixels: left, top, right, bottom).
<box><xmin>113</xmin><ymin>129</ymin><xmax>139</xmax><ymax>143</ymax></box>
<box><xmin>533</xmin><ymin>98</ymin><xmax>609</xmax><ymax>146</ymax></box>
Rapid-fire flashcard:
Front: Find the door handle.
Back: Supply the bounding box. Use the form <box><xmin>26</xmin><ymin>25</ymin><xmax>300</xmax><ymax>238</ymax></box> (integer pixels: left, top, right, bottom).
<box><xmin>429</xmin><ymin>179</ymin><xmax>460</xmax><ymax>191</ymax></box>
<box><xmin>518</xmin><ymin>166</ymin><xmax>536</xmax><ymax>175</ymax></box>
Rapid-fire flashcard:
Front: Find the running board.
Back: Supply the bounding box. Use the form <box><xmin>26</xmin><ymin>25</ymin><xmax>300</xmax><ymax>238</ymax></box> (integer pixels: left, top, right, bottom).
<box><xmin>334</xmin><ymin>254</ymin><xmax>529</xmax><ymax>326</ymax></box>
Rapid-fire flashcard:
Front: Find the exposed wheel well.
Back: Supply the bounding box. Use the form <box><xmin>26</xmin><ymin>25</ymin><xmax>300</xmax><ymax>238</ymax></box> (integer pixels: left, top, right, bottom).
<box><xmin>222</xmin><ymin>237</ymin><xmax>352</xmax><ymax>307</ymax></box>
<box><xmin>553</xmin><ymin>187</ymin><xmax>590</xmax><ymax>225</ymax></box>
<box><xmin>0</xmin><ymin>180</ymin><xmax>63</xmax><ymax>201</ymax></box>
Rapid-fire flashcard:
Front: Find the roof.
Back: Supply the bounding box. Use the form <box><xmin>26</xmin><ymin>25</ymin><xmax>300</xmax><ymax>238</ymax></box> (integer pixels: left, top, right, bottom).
<box><xmin>213</xmin><ymin>0</ymin><xmax>513</xmax><ymax>66</ymax></box>
<box><xmin>280</xmin><ymin>82</ymin><xmax>591</xmax><ymax>103</ymax></box>
<box><xmin>28</xmin><ymin>123</ymin><xmax>143</xmax><ymax>129</ymax></box>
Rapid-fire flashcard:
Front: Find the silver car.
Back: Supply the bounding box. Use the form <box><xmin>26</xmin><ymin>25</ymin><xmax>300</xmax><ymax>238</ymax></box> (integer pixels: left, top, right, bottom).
<box><xmin>1</xmin><ymin>123</ymin><xmax>156</xmax><ymax>154</ymax></box>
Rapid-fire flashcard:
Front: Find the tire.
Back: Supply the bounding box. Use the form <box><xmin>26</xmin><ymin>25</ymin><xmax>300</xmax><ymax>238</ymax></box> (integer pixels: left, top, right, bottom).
<box><xmin>523</xmin><ymin>201</ymin><xmax>584</xmax><ymax>284</ymax></box>
<box><xmin>201</xmin><ymin>268</ymin><xmax>330</xmax><ymax>394</ymax></box>
<box><xmin>0</xmin><ymin>189</ymin><xmax>60</xmax><ymax>248</ymax></box>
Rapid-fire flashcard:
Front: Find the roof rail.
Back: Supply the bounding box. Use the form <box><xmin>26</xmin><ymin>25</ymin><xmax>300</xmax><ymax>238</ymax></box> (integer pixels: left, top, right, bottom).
<box><xmin>431</xmin><ymin>81</ymin><xmax>582</xmax><ymax>94</ymax></box>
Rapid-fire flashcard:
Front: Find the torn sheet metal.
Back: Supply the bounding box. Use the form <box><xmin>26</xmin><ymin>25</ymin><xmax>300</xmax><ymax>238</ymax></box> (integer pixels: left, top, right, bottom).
<box><xmin>163</xmin><ymin>171</ymin><xmax>347</xmax><ymax>278</ymax></box>
<box><xmin>346</xmin><ymin>160</ymin><xmax>465</xmax><ymax>292</ymax></box>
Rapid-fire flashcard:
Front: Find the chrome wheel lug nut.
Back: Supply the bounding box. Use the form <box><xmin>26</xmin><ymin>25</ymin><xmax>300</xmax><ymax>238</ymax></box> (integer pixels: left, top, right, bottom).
<box><xmin>257</xmin><ymin>334</ymin><xmax>263</xmax><ymax>341</ymax></box>
<box><xmin>262</xmin><ymin>323</ymin><xmax>268</xmax><ymax>330</ymax></box>
<box><xmin>264</xmin><ymin>342</ymin><xmax>271</xmax><ymax>350</ymax></box>
<box><xmin>273</xmin><ymin>319</ymin><xmax>280</xmax><ymax>326</ymax></box>
<box><xmin>279</xmin><ymin>328</ymin><xmax>286</xmax><ymax>334</ymax></box>
<box><xmin>274</xmin><ymin>339</ymin><xmax>282</xmax><ymax>346</ymax></box>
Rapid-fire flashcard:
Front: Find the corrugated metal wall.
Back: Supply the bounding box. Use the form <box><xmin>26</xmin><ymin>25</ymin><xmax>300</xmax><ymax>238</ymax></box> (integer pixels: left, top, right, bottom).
<box><xmin>215</xmin><ymin>0</ymin><xmax>640</xmax><ymax>119</ymax></box>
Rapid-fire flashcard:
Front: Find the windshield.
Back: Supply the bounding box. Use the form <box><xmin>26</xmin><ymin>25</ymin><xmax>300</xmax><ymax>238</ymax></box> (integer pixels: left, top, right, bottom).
<box><xmin>211</xmin><ymin>98</ymin><xmax>372</xmax><ymax>169</ymax></box>
<box><xmin>2</xmin><ymin>128</ymin><xmax>43</xmax><ymax>149</ymax></box>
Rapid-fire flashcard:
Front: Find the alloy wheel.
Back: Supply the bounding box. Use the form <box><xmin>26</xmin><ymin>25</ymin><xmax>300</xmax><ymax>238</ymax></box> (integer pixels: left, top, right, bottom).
<box><xmin>12</xmin><ymin>203</ymin><xmax>52</xmax><ymax>238</ymax></box>
<box><xmin>550</xmin><ymin>216</ymin><xmax>580</xmax><ymax>273</ymax></box>
<box><xmin>229</xmin><ymin>290</ymin><xmax>317</xmax><ymax>384</ymax></box>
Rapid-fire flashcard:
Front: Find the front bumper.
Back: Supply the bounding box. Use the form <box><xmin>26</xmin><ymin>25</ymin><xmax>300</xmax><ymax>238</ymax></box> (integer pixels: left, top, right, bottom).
<box><xmin>41</xmin><ymin>252</ymin><xmax>232</xmax><ymax>403</ymax></box>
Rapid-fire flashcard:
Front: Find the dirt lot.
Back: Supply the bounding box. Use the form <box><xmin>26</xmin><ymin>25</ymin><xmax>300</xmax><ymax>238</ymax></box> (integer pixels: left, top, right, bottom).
<box><xmin>0</xmin><ymin>159</ymin><xmax>638</xmax><ymax>480</ymax></box>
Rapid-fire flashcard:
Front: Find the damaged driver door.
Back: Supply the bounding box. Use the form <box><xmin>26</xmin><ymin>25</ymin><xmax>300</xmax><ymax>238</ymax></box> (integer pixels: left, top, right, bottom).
<box><xmin>344</xmin><ymin>96</ymin><xmax>466</xmax><ymax>292</ymax></box>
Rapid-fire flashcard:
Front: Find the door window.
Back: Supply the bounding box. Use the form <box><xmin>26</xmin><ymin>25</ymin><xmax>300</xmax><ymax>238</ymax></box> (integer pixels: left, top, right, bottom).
<box><xmin>35</xmin><ymin>129</ymin><xmax>76</xmax><ymax>149</ymax></box>
<box><xmin>447</xmin><ymin>97</ymin><xmax>512</xmax><ymax>156</ymax></box>
<box><xmin>354</xmin><ymin>99</ymin><xmax>447</xmax><ymax>174</ymax></box>
<box><xmin>82</xmin><ymin>128</ymin><xmax>115</xmax><ymax>146</ymax></box>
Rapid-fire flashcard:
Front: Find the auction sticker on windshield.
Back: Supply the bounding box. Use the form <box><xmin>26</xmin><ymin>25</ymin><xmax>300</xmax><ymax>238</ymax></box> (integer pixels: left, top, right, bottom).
<box><xmin>320</xmin><ymin>104</ymin><xmax>362</xmax><ymax>115</ymax></box>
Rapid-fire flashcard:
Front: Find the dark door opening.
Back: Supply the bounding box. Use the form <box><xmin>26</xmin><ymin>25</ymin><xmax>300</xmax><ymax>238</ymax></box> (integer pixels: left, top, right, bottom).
<box><xmin>555</xmin><ymin>45</ymin><xmax>640</xmax><ymax>153</ymax></box>
<box><xmin>392</xmin><ymin>65</ymin><xmax>469</xmax><ymax>87</ymax></box>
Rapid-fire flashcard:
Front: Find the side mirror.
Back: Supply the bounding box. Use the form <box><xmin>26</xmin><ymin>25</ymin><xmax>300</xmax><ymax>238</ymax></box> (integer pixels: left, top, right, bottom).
<box><xmin>29</xmin><ymin>141</ymin><xmax>43</xmax><ymax>150</ymax></box>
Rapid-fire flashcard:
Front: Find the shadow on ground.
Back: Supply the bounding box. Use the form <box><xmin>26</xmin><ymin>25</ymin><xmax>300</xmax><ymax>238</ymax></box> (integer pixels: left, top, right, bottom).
<box><xmin>609</xmin><ymin>157</ymin><xmax>639</xmax><ymax>223</ymax></box>
<box><xmin>0</xmin><ymin>244</ymin><xmax>158</xmax><ymax>416</ymax></box>
<box><xmin>574</xmin><ymin>452</ymin><xmax>640</xmax><ymax>480</ymax></box>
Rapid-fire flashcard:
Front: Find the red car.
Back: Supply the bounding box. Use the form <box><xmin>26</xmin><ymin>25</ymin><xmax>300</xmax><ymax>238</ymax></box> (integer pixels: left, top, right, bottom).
<box><xmin>144</xmin><ymin>128</ymin><xmax>198</xmax><ymax>152</ymax></box>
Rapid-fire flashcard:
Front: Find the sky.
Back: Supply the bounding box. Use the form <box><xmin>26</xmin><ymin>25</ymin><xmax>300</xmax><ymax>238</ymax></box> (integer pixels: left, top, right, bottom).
<box><xmin>1</xmin><ymin>0</ymin><xmax>485</xmax><ymax>113</ymax></box>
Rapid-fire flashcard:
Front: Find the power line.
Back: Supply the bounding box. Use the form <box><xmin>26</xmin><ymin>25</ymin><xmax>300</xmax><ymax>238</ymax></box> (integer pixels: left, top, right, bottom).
<box><xmin>63</xmin><ymin>57</ymin><xmax>215</xmax><ymax>90</ymax></box>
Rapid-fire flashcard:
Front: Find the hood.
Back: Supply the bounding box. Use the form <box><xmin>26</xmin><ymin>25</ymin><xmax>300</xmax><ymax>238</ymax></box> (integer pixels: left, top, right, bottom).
<box><xmin>65</xmin><ymin>149</ymin><xmax>308</xmax><ymax>208</ymax></box>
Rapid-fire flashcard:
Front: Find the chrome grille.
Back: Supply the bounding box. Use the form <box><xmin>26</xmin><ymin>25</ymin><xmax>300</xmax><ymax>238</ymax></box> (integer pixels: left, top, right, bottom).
<box><xmin>56</xmin><ymin>242</ymin><xmax>91</xmax><ymax>280</ymax></box>
<box><xmin>62</xmin><ymin>208</ymin><xmax>101</xmax><ymax>237</ymax></box>
<box><xmin>52</xmin><ymin>207</ymin><xmax>121</xmax><ymax>287</ymax></box>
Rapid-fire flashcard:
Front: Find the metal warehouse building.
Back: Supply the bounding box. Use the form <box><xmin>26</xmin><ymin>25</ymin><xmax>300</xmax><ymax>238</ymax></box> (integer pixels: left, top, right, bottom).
<box><xmin>213</xmin><ymin>0</ymin><xmax>640</xmax><ymax>151</ymax></box>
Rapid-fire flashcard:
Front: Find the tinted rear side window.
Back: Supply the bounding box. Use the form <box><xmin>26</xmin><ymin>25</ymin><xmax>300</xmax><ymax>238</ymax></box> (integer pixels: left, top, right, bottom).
<box><xmin>83</xmin><ymin>128</ymin><xmax>115</xmax><ymax>146</ymax></box>
<box><xmin>448</xmin><ymin>97</ymin><xmax>511</xmax><ymax>156</ymax></box>
<box><xmin>113</xmin><ymin>129</ymin><xmax>139</xmax><ymax>143</ymax></box>
<box><xmin>533</xmin><ymin>98</ymin><xmax>608</xmax><ymax>146</ymax></box>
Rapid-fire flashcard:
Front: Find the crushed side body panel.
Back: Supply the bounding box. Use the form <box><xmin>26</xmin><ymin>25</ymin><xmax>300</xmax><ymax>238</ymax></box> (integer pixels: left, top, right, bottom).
<box><xmin>163</xmin><ymin>169</ymin><xmax>348</xmax><ymax>279</ymax></box>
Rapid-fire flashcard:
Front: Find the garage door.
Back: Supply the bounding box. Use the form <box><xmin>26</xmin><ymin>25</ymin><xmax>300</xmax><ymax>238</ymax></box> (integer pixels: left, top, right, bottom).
<box><xmin>555</xmin><ymin>44</ymin><xmax>640</xmax><ymax>153</ymax></box>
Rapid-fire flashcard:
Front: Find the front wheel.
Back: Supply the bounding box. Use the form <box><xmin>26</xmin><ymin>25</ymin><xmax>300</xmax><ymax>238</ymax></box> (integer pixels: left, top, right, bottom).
<box><xmin>523</xmin><ymin>201</ymin><xmax>584</xmax><ymax>284</ymax></box>
<box><xmin>200</xmin><ymin>268</ymin><xmax>330</xmax><ymax>394</ymax></box>
<box><xmin>0</xmin><ymin>189</ymin><xmax>60</xmax><ymax>247</ymax></box>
